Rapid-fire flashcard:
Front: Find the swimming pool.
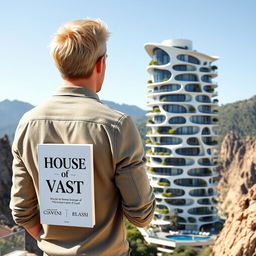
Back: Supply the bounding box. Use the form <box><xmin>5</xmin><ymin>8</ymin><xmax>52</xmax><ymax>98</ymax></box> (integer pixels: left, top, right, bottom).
<box><xmin>166</xmin><ymin>235</ymin><xmax>211</xmax><ymax>241</ymax></box>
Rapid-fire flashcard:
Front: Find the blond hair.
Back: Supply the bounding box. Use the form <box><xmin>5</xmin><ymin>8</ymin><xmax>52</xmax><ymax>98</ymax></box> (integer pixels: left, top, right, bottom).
<box><xmin>50</xmin><ymin>18</ymin><xmax>110</xmax><ymax>79</ymax></box>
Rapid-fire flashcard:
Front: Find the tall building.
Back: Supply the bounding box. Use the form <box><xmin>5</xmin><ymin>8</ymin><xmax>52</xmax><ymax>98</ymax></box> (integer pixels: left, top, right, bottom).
<box><xmin>144</xmin><ymin>39</ymin><xmax>219</xmax><ymax>232</ymax></box>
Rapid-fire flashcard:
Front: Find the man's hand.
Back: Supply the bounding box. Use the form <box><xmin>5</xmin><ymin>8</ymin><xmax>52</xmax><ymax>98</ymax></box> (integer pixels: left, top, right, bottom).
<box><xmin>27</xmin><ymin>223</ymin><xmax>42</xmax><ymax>240</ymax></box>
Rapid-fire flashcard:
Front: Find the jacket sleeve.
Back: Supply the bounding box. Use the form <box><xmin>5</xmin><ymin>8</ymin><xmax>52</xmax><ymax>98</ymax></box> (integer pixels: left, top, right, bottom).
<box><xmin>9</xmin><ymin>125</ymin><xmax>40</xmax><ymax>229</ymax></box>
<box><xmin>114</xmin><ymin>115</ymin><xmax>155</xmax><ymax>227</ymax></box>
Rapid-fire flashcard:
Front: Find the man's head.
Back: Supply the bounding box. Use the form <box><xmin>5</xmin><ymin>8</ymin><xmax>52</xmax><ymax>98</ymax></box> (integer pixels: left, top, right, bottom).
<box><xmin>50</xmin><ymin>18</ymin><xmax>109</xmax><ymax>80</ymax></box>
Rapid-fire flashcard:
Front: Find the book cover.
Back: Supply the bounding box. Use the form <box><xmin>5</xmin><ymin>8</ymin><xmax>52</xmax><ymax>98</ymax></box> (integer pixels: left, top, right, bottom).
<box><xmin>38</xmin><ymin>144</ymin><xmax>95</xmax><ymax>228</ymax></box>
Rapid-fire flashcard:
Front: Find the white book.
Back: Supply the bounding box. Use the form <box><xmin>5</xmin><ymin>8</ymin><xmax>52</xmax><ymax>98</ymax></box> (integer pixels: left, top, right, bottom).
<box><xmin>38</xmin><ymin>144</ymin><xmax>95</xmax><ymax>228</ymax></box>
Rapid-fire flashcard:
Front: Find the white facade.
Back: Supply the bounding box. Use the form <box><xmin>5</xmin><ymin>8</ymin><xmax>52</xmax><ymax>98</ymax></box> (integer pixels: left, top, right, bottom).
<box><xmin>145</xmin><ymin>39</ymin><xmax>219</xmax><ymax>231</ymax></box>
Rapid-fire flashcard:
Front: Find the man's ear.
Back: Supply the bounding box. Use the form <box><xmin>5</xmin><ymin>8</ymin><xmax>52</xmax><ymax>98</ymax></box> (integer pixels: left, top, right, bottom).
<box><xmin>95</xmin><ymin>56</ymin><xmax>105</xmax><ymax>73</ymax></box>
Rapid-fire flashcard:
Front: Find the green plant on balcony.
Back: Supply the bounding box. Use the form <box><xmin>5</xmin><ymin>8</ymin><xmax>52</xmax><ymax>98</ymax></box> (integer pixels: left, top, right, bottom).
<box><xmin>162</xmin><ymin>77</ymin><xmax>169</xmax><ymax>82</ymax></box>
<box><xmin>145</xmin><ymin>139</ymin><xmax>151</xmax><ymax>144</ymax></box>
<box><xmin>162</xmin><ymin>192</ymin><xmax>172</xmax><ymax>197</ymax></box>
<box><xmin>211</xmin><ymin>140</ymin><xmax>218</xmax><ymax>145</ymax></box>
<box><xmin>195</xmin><ymin>87</ymin><xmax>202</xmax><ymax>92</ymax></box>
<box><xmin>189</xmin><ymin>106</ymin><xmax>196</xmax><ymax>112</ymax></box>
<box><xmin>161</xmin><ymin>97</ymin><xmax>167</xmax><ymax>102</ymax></box>
<box><xmin>156</xmin><ymin>208</ymin><xmax>169</xmax><ymax>214</ymax></box>
<box><xmin>212</xmin><ymin>118</ymin><xmax>218</xmax><ymax>122</ymax></box>
<box><xmin>147</xmin><ymin>130</ymin><xmax>152</xmax><ymax>135</ymax></box>
<box><xmin>198</xmin><ymin>180</ymin><xmax>207</xmax><ymax>186</ymax></box>
<box><xmin>213</xmin><ymin>109</ymin><xmax>218</xmax><ymax>113</ymax></box>
<box><xmin>207</xmin><ymin>88</ymin><xmax>214</xmax><ymax>93</ymax></box>
<box><xmin>147</xmin><ymin>119</ymin><xmax>154</xmax><ymax>124</ymax></box>
<box><xmin>154</xmin><ymin>141</ymin><xmax>160</xmax><ymax>145</ymax></box>
<box><xmin>211</xmin><ymin>65</ymin><xmax>218</xmax><ymax>71</ymax></box>
<box><xmin>153</xmin><ymin>107</ymin><xmax>160</xmax><ymax>112</ymax></box>
<box><xmin>147</xmin><ymin>110</ymin><xmax>153</xmax><ymax>113</ymax></box>
<box><xmin>213</xmin><ymin>99</ymin><xmax>219</xmax><ymax>103</ymax></box>
<box><xmin>147</xmin><ymin>80</ymin><xmax>153</xmax><ymax>84</ymax></box>
<box><xmin>157</xmin><ymin>181</ymin><xmax>170</xmax><ymax>186</ymax></box>
<box><xmin>188</xmin><ymin>217</ymin><xmax>196</xmax><ymax>223</ymax></box>
<box><xmin>156</xmin><ymin>128</ymin><xmax>161</xmax><ymax>133</ymax></box>
<box><xmin>148</xmin><ymin>167</ymin><xmax>154</xmax><ymax>172</ymax></box>
<box><xmin>146</xmin><ymin>149</ymin><xmax>153</xmax><ymax>154</ymax></box>
<box><xmin>164</xmin><ymin>152</ymin><xmax>171</xmax><ymax>155</ymax></box>
<box><xmin>168</xmin><ymin>128</ymin><xmax>176</xmax><ymax>134</ymax></box>
<box><xmin>161</xmin><ymin>160</ymin><xmax>166</xmax><ymax>165</ymax></box>
<box><xmin>149</xmin><ymin>60</ymin><xmax>159</xmax><ymax>65</ymax></box>
<box><xmin>158</xmin><ymin>152</ymin><xmax>164</xmax><ymax>155</ymax></box>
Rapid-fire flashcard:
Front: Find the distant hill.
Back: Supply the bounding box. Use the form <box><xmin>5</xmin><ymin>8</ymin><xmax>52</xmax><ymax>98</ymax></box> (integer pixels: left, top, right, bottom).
<box><xmin>0</xmin><ymin>99</ymin><xmax>146</xmax><ymax>141</ymax></box>
<box><xmin>217</xmin><ymin>95</ymin><xmax>256</xmax><ymax>142</ymax></box>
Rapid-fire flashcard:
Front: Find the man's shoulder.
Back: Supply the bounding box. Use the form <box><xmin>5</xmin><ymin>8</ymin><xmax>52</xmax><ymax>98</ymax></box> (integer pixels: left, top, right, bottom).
<box><xmin>17</xmin><ymin>96</ymin><xmax>130</xmax><ymax>129</ymax></box>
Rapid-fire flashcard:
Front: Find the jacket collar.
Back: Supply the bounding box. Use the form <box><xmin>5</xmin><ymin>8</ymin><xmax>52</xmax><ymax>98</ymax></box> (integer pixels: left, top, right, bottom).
<box><xmin>53</xmin><ymin>85</ymin><xmax>100</xmax><ymax>101</ymax></box>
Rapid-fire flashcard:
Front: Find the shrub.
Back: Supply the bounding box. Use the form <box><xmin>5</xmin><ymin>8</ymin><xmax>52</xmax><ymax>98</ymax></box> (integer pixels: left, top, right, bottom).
<box><xmin>189</xmin><ymin>106</ymin><xmax>196</xmax><ymax>112</ymax></box>
<box><xmin>213</xmin><ymin>98</ymin><xmax>219</xmax><ymax>103</ymax></box>
<box><xmin>211</xmin><ymin>65</ymin><xmax>218</xmax><ymax>71</ymax></box>
<box><xmin>149</xmin><ymin>60</ymin><xmax>158</xmax><ymax>65</ymax></box>
<box><xmin>162</xmin><ymin>192</ymin><xmax>172</xmax><ymax>197</ymax></box>
<box><xmin>168</xmin><ymin>128</ymin><xmax>176</xmax><ymax>134</ymax></box>
<box><xmin>212</xmin><ymin>118</ymin><xmax>218</xmax><ymax>122</ymax></box>
<box><xmin>161</xmin><ymin>97</ymin><xmax>167</xmax><ymax>102</ymax></box>
<box><xmin>154</xmin><ymin>141</ymin><xmax>160</xmax><ymax>145</ymax></box>
<box><xmin>147</xmin><ymin>80</ymin><xmax>153</xmax><ymax>84</ymax></box>
<box><xmin>162</xmin><ymin>77</ymin><xmax>169</xmax><ymax>81</ymax></box>
<box><xmin>147</xmin><ymin>119</ymin><xmax>154</xmax><ymax>124</ymax></box>
<box><xmin>145</xmin><ymin>139</ymin><xmax>151</xmax><ymax>144</ymax></box>
<box><xmin>146</xmin><ymin>149</ymin><xmax>153</xmax><ymax>154</ymax></box>
<box><xmin>157</xmin><ymin>181</ymin><xmax>170</xmax><ymax>186</ymax></box>
<box><xmin>148</xmin><ymin>167</ymin><xmax>154</xmax><ymax>172</ymax></box>
<box><xmin>153</xmin><ymin>107</ymin><xmax>160</xmax><ymax>112</ymax></box>
<box><xmin>156</xmin><ymin>208</ymin><xmax>169</xmax><ymax>213</ymax></box>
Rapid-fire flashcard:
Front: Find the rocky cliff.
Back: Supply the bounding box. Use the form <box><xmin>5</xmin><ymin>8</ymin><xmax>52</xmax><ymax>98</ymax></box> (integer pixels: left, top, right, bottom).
<box><xmin>0</xmin><ymin>135</ymin><xmax>14</xmax><ymax>226</ymax></box>
<box><xmin>212</xmin><ymin>185</ymin><xmax>256</xmax><ymax>256</ymax></box>
<box><xmin>0</xmin><ymin>135</ymin><xmax>43</xmax><ymax>255</ymax></box>
<box><xmin>216</xmin><ymin>131</ymin><xmax>256</xmax><ymax>216</ymax></box>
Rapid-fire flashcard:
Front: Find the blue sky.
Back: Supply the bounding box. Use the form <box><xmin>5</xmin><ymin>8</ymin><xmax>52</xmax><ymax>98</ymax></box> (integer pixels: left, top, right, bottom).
<box><xmin>0</xmin><ymin>0</ymin><xmax>255</xmax><ymax>109</ymax></box>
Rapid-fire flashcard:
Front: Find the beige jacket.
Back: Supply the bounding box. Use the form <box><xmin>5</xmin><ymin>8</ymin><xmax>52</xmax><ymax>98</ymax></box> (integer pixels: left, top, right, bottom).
<box><xmin>10</xmin><ymin>86</ymin><xmax>155</xmax><ymax>256</ymax></box>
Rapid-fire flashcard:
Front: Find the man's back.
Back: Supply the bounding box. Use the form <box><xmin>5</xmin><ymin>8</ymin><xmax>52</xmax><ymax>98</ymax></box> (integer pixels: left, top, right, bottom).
<box><xmin>10</xmin><ymin>86</ymin><xmax>155</xmax><ymax>256</ymax></box>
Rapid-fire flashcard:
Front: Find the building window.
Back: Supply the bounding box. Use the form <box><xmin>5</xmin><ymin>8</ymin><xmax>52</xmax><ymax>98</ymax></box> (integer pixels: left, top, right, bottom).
<box><xmin>187</xmin><ymin>137</ymin><xmax>199</xmax><ymax>145</ymax></box>
<box><xmin>177</xmin><ymin>54</ymin><xmax>200</xmax><ymax>65</ymax></box>
<box><xmin>198</xmin><ymin>105</ymin><xmax>212</xmax><ymax>113</ymax></box>
<box><xmin>176</xmin><ymin>126</ymin><xmax>199</xmax><ymax>135</ymax></box>
<box><xmin>160</xmin><ymin>94</ymin><xmax>186</xmax><ymax>102</ymax></box>
<box><xmin>173</xmin><ymin>64</ymin><xmax>196</xmax><ymax>71</ymax></box>
<box><xmin>201</xmin><ymin>75</ymin><xmax>212</xmax><ymax>83</ymax></box>
<box><xmin>154</xmin><ymin>69</ymin><xmax>172</xmax><ymax>82</ymax></box>
<box><xmin>153</xmin><ymin>48</ymin><xmax>170</xmax><ymax>65</ymax></box>
<box><xmin>175</xmin><ymin>74</ymin><xmax>198</xmax><ymax>81</ymax></box>
<box><xmin>196</xmin><ymin>95</ymin><xmax>211</xmax><ymax>103</ymax></box>
<box><xmin>159</xmin><ymin>84</ymin><xmax>181</xmax><ymax>92</ymax></box>
<box><xmin>163</xmin><ymin>104</ymin><xmax>187</xmax><ymax>113</ymax></box>
<box><xmin>190</xmin><ymin>116</ymin><xmax>211</xmax><ymax>124</ymax></box>
<box><xmin>160</xmin><ymin>137</ymin><xmax>182</xmax><ymax>145</ymax></box>
<box><xmin>176</xmin><ymin>147</ymin><xmax>200</xmax><ymax>156</ymax></box>
<box><xmin>169</xmin><ymin>116</ymin><xmax>186</xmax><ymax>124</ymax></box>
<box><xmin>199</xmin><ymin>67</ymin><xmax>210</xmax><ymax>72</ymax></box>
<box><xmin>153</xmin><ymin>115</ymin><xmax>166</xmax><ymax>124</ymax></box>
<box><xmin>185</xmin><ymin>83</ymin><xmax>201</xmax><ymax>92</ymax></box>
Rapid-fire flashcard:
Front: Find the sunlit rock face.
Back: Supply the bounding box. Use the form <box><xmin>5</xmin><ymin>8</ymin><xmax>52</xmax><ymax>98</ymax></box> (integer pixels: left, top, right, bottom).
<box><xmin>212</xmin><ymin>185</ymin><xmax>256</xmax><ymax>256</ymax></box>
<box><xmin>216</xmin><ymin>132</ymin><xmax>256</xmax><ymax>215</ymax></box>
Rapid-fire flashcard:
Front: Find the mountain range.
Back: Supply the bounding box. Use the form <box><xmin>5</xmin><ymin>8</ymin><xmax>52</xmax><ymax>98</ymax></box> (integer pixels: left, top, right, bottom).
<box><xmin>0</xmin><ymin>99</ymin><xmax>146</xmax><ymax>141</ymax></box>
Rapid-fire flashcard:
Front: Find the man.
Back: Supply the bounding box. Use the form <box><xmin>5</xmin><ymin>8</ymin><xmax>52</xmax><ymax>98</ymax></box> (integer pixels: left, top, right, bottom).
<box><xmin>10</xmin><ymin>18</ymin><xmax>155</xmax><ymax>256</ymax></box>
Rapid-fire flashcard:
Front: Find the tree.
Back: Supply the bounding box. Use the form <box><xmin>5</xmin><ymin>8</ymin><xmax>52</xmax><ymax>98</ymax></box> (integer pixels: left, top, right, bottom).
<box><xmin>125</xmin><ymin>219</ymin><xmax>157</xmax><ymax>256</ymax></box>
<box><xmin>169</xmin><ymin>210</ymin><xmax>179</xmax><ymax>231</ymax></box>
